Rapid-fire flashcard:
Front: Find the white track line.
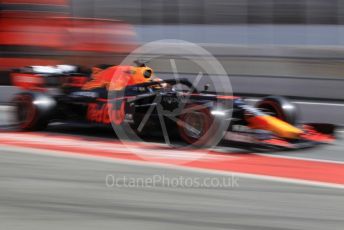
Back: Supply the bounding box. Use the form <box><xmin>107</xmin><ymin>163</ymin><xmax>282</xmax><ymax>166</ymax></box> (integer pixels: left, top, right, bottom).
<box><xmin>244</xmin><ymin>98</ymin><xmax>344</xmax><ymax>107</ymax></box>
<box><xmin>2</xmin><ymin>132</ymin><xmax>342</xmax><ymax>163</ymax></box>
<box><xmin>0</xmin><ymin>144</ymin><xmax>343</xmax><ymax>190</ymax></box>
<box><xmin>294</xmin><ymin>101</ymin><xmax>344</xmax><ymax>107</ymax></box>
<box><xmin>0</xmin><ymin>133</ymin><xmax>235</xmax><ymax>161</ymax></box>
<box><xmin>255</xmin><ymin>153</ymin><xmax>344</xmax><ymax>165</ymax></box>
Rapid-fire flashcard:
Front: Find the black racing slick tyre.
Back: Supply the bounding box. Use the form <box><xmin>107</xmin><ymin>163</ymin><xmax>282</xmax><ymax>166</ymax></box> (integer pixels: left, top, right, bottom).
<box><xmin>256</xmin><ymin>96</ymin><xmax>299</xmax><ymax>125</ymax></box>
<box><xmin>12</xmin><ymin>92</ymin><xmax>55</xmax><ymax>131</ymax></box>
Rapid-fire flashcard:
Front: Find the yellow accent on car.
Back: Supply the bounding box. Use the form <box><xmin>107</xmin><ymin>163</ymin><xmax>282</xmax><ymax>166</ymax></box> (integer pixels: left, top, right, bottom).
<box><xmin>262</xmin><ymin>116</ymin><xmax>303</xmax><ymax>139</ymax></box>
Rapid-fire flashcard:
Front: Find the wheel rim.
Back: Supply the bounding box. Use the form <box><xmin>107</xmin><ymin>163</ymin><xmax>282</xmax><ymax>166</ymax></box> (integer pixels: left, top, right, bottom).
<box><xmin>182</xmin><ymin>111</ymin><xmax>205</xmax><ymax>139</ymax></box>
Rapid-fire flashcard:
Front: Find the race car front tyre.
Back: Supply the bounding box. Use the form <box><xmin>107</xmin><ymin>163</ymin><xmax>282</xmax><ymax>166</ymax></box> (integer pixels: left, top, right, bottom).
<box><xmin>256</xmin><ymin>96</ymin><xmax>298</xmax><ymax>125</ymax></box>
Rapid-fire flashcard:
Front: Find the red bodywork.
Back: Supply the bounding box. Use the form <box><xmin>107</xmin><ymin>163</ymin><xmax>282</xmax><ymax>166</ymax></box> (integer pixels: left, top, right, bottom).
<box><xmin>11</xmin><ymin>72</ymin><xmax>45</xmax><ymax>91</ymax></box>
<box><xmin>0</xmin><ymin>1</ymin><xmax>136</xmax><ymax>70</ymax></box>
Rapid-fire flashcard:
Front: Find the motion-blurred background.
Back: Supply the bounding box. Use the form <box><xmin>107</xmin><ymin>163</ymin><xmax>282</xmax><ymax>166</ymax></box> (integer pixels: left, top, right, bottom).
<box><xmin>72</xmin><ymin>0</ymin><xmax>344</xmax><ymax>45</ymax></box>
<box><xmin>1</xmin><ymin>0</ymin><xmax>344</xmax><ymax>103</ymax></box>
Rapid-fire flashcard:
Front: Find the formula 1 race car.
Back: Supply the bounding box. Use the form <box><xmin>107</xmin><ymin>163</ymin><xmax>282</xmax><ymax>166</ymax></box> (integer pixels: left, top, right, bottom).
<box><xmin>10</xmin><ymin>62</ymin><xmax>336</xmax><ymax>150</ymax></box>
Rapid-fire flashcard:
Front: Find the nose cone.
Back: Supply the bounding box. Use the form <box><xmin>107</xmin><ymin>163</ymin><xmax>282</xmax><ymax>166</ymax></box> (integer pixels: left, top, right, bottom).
<box><xmin>248</xmin><ymin>115</ymin><xmax>303</xmax><ymax>139</ymax></box>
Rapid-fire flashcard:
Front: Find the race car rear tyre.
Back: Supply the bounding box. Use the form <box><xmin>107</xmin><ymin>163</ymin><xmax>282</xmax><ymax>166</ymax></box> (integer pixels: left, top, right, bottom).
<box><xmin>178</xmin><ymin>104</ymin><xmax>224</xmax><ymax>148</ymax></box>
<box><xmin>12</xmin><ymin>92</ymin><xmax>55</xmax><ymax>131</ymax></box>
<box><xmin>256</xmin><ymin>96</ymin><xmax>298</xmax><ymax>125</ymax></box>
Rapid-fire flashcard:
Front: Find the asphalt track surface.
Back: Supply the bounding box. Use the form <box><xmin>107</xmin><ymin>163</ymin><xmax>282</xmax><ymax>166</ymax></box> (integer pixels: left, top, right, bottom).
<box><xmin>1</xmin><ymin>146</ymin><xmax>344</xmax><ymax>230</ymax></box>
<box><xmin>0</xmin><ymin>124</ymin><xmax>343</xmax><ymax>230</ymax></box>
